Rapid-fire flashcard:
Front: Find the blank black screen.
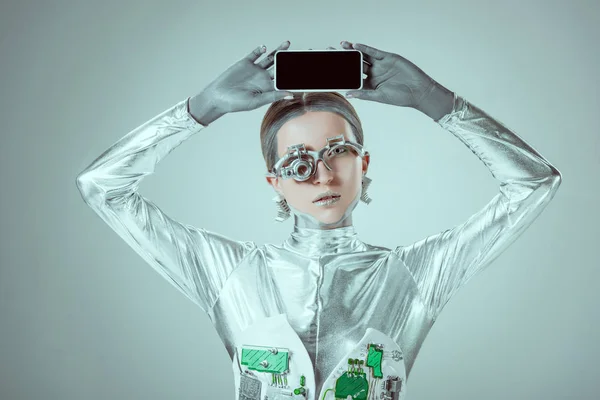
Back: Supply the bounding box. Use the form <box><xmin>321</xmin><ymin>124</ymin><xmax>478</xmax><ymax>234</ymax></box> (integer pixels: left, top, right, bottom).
<box><xmin>274</xmin><ymin>50</ymin><xmax>362</xmax><ymax>90</ymax></box>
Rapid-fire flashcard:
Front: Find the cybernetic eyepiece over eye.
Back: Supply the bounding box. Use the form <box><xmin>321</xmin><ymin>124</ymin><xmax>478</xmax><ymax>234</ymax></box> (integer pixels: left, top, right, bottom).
<box><xmin>277</xmin><ymin>144</ymin><xmax>316</xmax><ymax>182</ymax></box>
<box><xmin>281</xmin><ymin>158</ymin><xmax>314</xmax><ymax>181</ymax></box>
<box><xmin>267</xmin><ymin>135</ymin><xmax>368</xmax><ymax>182</ymax></box>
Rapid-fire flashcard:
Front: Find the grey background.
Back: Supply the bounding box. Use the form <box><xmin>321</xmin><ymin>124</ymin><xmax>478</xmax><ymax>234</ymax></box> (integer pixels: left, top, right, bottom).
<box><xmin>1</xmin><ymin>0</ymin><xmax>598</xmax><ymax>399</ymax></box>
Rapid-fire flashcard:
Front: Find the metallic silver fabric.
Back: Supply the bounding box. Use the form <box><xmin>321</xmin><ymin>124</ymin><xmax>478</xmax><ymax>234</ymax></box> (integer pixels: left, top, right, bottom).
<box><xmin>76</xmin><ymin>95</ymin><xmax>561</xmax><ymax>399</ymax></box>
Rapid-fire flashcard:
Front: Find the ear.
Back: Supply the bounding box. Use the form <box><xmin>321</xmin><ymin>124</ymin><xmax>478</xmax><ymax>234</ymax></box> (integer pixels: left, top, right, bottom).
<box><xmin>265</xmin><ymin>175</ymin><xmax>284</xmax><ymax>195</ymax></box>
<box><xmin>362</xmin><ymin>152</ymin><xmax>370</xmax><ymax>175</ymax></box>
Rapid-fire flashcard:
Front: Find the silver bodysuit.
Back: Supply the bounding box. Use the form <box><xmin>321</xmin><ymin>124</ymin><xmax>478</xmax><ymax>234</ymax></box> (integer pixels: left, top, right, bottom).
<box><xmin>76</xmin><ymin>95</ymin><xmax>561</xmax><ymax>400</ymax></box>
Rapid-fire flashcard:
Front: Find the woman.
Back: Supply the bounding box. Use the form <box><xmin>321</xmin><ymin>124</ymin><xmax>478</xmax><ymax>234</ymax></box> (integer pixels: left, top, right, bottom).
<box><xmin>76</xmin><ymin>40</ymin><xmax>561</xmax><ymax>400</ymax></box>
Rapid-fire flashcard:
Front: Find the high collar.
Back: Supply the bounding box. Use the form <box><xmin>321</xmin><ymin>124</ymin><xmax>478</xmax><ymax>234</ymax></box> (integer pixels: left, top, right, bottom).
<box><xmin>283</xmin><ymin>224</ymin><xmax>366</xmax><ymax>256</ymax></box>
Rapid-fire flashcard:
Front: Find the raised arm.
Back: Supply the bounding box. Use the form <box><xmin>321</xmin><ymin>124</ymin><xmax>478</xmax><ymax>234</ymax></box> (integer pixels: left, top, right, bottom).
<box><xmin>395</xmin><ymin>94</ymin><xmax>561</xmax><ymax>319</ymax></box>
<box><xmin>339</xmin><ymin>40</ymin><xmax>561</xmax><ymax>319</ymax></box>
<box><xmin>76</xmin><ymin>42</ymin><xmax>295</xmax><ymax>314</ymax></box>
<box><xmin>76</xmin><ymin>98</ymin><xmax>255</xmax><ymax>313</ymax></box>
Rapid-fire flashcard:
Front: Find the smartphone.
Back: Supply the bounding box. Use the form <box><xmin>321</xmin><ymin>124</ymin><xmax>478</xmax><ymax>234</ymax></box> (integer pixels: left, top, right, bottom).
<box><xmin>274</xmin><ymin>50</ymin><xmax>363</xmax><ymax>92</ymax></box>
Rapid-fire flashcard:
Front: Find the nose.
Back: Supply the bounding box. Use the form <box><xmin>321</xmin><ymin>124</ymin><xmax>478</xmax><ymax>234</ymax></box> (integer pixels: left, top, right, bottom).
<box><xmin>312</xmin><ymin>160</ymin><xmax>333</xmax><ymax>185</ymax></box>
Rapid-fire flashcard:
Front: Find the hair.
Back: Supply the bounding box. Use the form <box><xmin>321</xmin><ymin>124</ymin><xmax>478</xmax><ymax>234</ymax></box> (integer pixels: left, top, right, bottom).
<box><xmin>260</xmin><ymin>92</ymin><xmax>364</xmax><ymax>172</ymax></box>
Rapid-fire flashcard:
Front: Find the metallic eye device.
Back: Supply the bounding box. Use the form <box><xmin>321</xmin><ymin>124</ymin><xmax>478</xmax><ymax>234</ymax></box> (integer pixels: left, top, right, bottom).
<box><xmin>266</xmin><ymin>135</ymin><xmax>368</xmax><ymax>182</ymax></box>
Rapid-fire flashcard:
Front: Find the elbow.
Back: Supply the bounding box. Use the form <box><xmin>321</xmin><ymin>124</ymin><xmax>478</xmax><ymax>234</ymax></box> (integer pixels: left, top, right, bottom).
<box><xmin>75</xmin><ymin>172</ymin><xmax>88</xmax><ymax>194</ymax></box>
<box><xmin>76</xmin><ymin>172</ymin><xmax>104</xmax><ymax>207</ymax></box>
<box><xmin>536</xmin><ymin>166</ymin><xmax>562</xmax><ymax>198</ymax></box>
<box><xmin>549</xmin><ymin>166</ymin><xmax>562</xmax><ymax>190</ymax></box>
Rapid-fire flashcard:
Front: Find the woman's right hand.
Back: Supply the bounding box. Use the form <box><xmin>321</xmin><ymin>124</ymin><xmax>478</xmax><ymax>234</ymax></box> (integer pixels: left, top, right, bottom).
<box><xmin>189</xmin><ymin>41</ymin><xmax>294</xmax><ymax>125</ymax></box>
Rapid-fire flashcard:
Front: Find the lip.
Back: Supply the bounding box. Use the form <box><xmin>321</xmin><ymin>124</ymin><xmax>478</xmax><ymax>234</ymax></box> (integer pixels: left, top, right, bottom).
<box><xmin>313</xmin><ymin>190</ymin><xmax>341</xmax><ymax>203</ymax></box>
<box><xmin>313</xmin><ymin>196</ymin><xmax>341</xmax><ymax>207</ymax></box>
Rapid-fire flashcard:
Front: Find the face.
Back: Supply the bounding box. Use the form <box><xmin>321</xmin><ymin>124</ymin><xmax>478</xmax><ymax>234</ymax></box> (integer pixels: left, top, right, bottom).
<box><xmin>266</xmin><ymin>111</ymin><xmax>369</xmax><ymax>225</ymax></box>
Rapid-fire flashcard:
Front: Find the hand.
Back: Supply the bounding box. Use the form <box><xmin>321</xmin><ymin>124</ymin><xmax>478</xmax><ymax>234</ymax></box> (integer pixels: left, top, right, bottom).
<box><xmin>192</xmin><ymin>41</ymin><xmax>294</xmax><ymax>122</ymax></box>
<box><xmin>339</xmin><ymin>41</ymin><xmax>441</xmax><ymax>110</ymax></box>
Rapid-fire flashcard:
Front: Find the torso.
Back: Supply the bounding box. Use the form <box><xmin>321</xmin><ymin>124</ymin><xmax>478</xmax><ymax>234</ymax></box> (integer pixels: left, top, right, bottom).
<box><xmin>208</xmin><ymin>237</ymin><xmax>434</xmax><ymax>399</ymax></box>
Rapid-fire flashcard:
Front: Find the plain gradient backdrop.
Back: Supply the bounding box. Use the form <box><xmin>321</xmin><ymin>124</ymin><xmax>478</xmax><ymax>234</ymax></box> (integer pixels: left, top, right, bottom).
<box><xmin>1</xmin><ymin>0</ymin><xmax>598</xmax><ymax>399</ymax></box>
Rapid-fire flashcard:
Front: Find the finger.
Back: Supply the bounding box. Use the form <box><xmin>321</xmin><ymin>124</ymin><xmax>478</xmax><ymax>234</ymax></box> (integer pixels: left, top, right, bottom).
<box><xmin>256</xmin><ymin>90</ymin><xmax>295</xmax><ymax>107</ymax></box>
<box><xmin>267</xmin><ymin>67</ymin><xmax>274</xmax><ymax>80</ymax></box>
<box><xmin>246</xmin><ymin>45</ymin><xmax>267</xmax><ymax>62</ymax></box>
<box><xmin>340</xmin><ymin>41</ymin><xmax>353</xmax><ymax>50</ymax></box>
<box><xmin>345</xmin><ymin>90</ymin><xmax>379</xmax><ymax>101</ymax></box>
<box><xmin>362</xmin><ymin>62</ymin><xmax>371</xmax><ymax>75</ymax></box>
<box><xmin>257</xmin><ymin>41</ymin><xmax>291</xmax><ymax>69</ymax></box>
<box><xmin>341</xmin><ymin>40</ymin><xmax>375</xmax><ymax>66</ymax></box>
<box><xmin>338</xmin><ymin>41</ymin><xmax>371</xmax><ymax>74</ymax></box>
<box><xmin>351</xmin><ymin>43</ymin><xmax>386</xmax><ymax>60</ymax></box>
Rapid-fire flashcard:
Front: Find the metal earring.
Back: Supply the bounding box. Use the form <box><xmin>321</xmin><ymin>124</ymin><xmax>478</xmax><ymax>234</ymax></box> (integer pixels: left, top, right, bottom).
<box><xmin>273</xmin><ymin>193</ymin><xmax>291</xmax><ymax>222</ymax></box>
<box><xmin>360</xmin><ymin>175</ymin><xmax>372</xmax><ymax>205</ymax></box>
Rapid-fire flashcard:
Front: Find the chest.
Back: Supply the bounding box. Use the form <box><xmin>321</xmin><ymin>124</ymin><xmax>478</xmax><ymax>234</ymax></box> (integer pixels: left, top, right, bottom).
<box><xmin>210</xmin><ymin>249</ymin><xmax>431</xmax><ymax>382</ymax></box>
<box><xmin>218</xmin><ymin>250</ymin><xmax>418</xmax><ymax>332</ymax></box>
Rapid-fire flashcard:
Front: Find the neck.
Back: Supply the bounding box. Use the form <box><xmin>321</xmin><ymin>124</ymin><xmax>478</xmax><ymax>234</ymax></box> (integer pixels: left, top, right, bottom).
<box><xmin>285</xmin><ymin>220</ymin><xmax>361</xmax><ymax>256</ymax></box>
<box><xmin>292</xmin><ymin>212</ymin><xmax>354</xmax><ymax>230</ymax></box>
<box><xmin>283</xmin><ymin>193</ymin><xmax>364</xmax><ymax>255</ymax></box>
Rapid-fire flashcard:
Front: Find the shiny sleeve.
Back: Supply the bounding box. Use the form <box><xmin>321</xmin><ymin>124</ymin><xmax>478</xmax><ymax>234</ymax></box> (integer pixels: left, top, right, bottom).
<box><xmin>75</xmin><ymin>98</ymin><xmax>255</xmax><ymax>314</ymax></box>
<box><xmin>394</xmin><ymin>94</ymin><xmax>562</xmax><ymax>320</ymax></box>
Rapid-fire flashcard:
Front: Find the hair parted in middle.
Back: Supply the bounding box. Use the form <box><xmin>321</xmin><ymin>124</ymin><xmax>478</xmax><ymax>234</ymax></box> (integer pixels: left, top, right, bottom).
<box><xmin>260</xmin><ymin>92</ymin><xmax>364</xmax><ymax>172</ymax></box>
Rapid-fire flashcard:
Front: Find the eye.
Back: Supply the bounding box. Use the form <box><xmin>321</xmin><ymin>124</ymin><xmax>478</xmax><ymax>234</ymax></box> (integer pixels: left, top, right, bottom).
<box><xmin>296</xmin><ymin>164</ymin><xmax>309</xmax><ymax>175</ymax></box>
<box><xmin>329</xmin><ymin>146</ymin><xmax>348</xmax><ymax>156</ymax></box>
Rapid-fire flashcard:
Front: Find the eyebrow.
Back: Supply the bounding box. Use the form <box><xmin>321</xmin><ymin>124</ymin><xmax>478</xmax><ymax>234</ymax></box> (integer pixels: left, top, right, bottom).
<box><xmin>288</xmin><ymin>134</ymin><xmax>348</xmax><ymax>149</ymax></box>
<box><xmin>278</xmin><ymin>134</ymin><xmax>353</xmax><ymax>156</ymax></box>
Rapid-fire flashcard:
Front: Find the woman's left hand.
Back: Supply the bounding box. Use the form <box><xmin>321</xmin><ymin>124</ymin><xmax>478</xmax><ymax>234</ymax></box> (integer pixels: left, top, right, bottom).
<box><xmin>339</xmin><ymin>41</ymin><xmax>441</xmax><ymax>111</ymax></box>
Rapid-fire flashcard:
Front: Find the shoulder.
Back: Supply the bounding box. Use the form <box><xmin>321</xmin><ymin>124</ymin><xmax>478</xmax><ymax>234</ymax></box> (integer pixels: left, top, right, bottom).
<box><xmin>363</xmin><ymin>242</ymin><xmax>393</xmax><ymax>252</ymax></box>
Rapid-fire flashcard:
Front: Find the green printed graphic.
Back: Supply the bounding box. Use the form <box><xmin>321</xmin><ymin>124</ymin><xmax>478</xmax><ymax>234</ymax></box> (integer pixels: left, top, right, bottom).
<box><xmin>240</xmin><ymin>346</ymin><xmax>289</xmax><ymax>374</ymax></box>
<box><xmin>366</xmin><ymin>344</ymin><xmax>383</xmax><ymax>379</ymax></box>
<box><xmin>334</xmin><ymin>372</ymin><xmax>368</xmax><ymax>400</ymax></box>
